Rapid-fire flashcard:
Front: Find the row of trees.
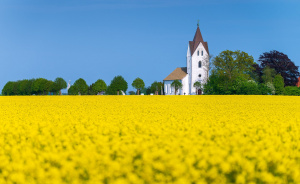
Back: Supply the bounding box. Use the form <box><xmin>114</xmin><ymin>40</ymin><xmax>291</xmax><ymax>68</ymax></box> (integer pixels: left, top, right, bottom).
<box><xmin>2</xmin><ymin>77</ymin><xmax>67</xmax><ymax>96</ymax></box>
<box><xmin>2</xmin><ymin>75</ymin><xmax>163</xmax><ymax>96</ymax></box>
<box><xmin>202</xmin><ymin>50</ymin><xmax>300</xmax><ymax>95</ymax></box>
<box><xmin>68</xmin><ymin>76</ymin><xmax>164</xmax><ymax>95</ymax></box>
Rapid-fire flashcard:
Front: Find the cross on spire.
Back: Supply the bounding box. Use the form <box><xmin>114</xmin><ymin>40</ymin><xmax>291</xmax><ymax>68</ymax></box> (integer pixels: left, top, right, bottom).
<box><xmin>197</xmin><ymin>20</ymin><xmax>199</xmax><ymax>27</ymax></box>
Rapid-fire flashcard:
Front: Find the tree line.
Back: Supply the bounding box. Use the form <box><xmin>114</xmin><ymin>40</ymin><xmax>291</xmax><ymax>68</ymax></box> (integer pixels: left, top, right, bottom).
<box><xmin>2</xmin><ymin>76</ymin><xmax>164</xmax><ymax>96</ymax></box>
<box><xmin>68</xmin><ymin>76</ymin><xmax>164</xmax><ymax>95</ymax></box>
<box><xmin>2</xmin><ymin>50</ymin><xmax>299</xmax><ymax>96</ymax></box>
<box><xmin>2</xmin><ymin>77</ymin><xmax>67</xmax><ymax>95</ymax></box>
<box><xmin>202</xmin><ymin>50</ymin><xmax>300</xmax><ymax>95</ymax></box>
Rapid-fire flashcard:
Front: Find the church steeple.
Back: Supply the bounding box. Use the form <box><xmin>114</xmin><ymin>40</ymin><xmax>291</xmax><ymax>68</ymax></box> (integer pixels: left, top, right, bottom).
<box><xmin>189</xmin><ymin>22</ymin><xmax>209</xmax><ymax>56</ymax></box>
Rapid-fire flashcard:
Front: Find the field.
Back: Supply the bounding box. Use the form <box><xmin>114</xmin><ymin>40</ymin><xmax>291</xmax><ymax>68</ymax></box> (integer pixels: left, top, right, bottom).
<box><xmin>0</xmin><ymin>96</ymin><xmax>300</xmax><ymax>183</ymax></box>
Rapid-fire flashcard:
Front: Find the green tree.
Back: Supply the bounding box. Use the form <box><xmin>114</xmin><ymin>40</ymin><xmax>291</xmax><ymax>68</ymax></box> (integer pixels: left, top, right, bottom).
<box><xmin>284</xmin><ymin>86</ymin><xmax>300</xmax><ymax>96</ymax></box>
<box><xmin>150</xmin><ymin>81</ymin><xmax>163</xmax><ymax>95</ymax></box>
<box><xmin>106</xmin><ymin>76</ymin><xmax>128</xmax><ymax>95</ymax></box>
<box><xmin>193</xmin><ymin>81</ymin><xmax>202</xmax><ymax>95</ymax></box>
<box><xmin>262</xmin><ymin>66</ymin><xmax>276</xmax><ymax>84</ymax></box>
<box><xmin>273</xmin><ymin>74</ymin><xmax>284</xmax><ymax>95</ymax></box>
<box><xmin>132</xmin><ymin>77</ymin><xmax>145</xmax><ymax>95</ymax></box>
<box><xmin>19</xmin><ymin>80</ymin><xmax>29</xmax><ymax>95</ymax></box>
<box><xmin>259</xmin><ymin>83</ymin><xmax>272</xmax><ymax>95</ymax></box>
<box><xmin>171</xmin><ymin>80</ymin><xmax>182</xmax><ymax>95</ymax></box>
<box><xmin>211</xmin><ymin>50</ymin><xmax>255</xmax><ymax>93</ymax></box>
<box><xmin>2</xmin><ymin>81</ymin><xmax>14</xmax><ymax>95</ymax></box>
<box><xmin>68</xmin><ymin>85</ymin><xmax>77</xmax><ymax>95</ymax></box>
<box><xmin>90</xmin><ymin>79</ymin><xmax>107</xmax><ymax>95</ymax></box>
<box><xmin>32</xmin><ymin>78</ymin><xmax>46</xmax><ymax>95</ymax></box>
<box><xmin>236</xmin><ymin>80</ymin><xmax>260</xmax><ymax>95</ymax></box>
<box><xmin>72</xmin><ymin>78</ymin><xmax>89</xmax><ymax>95</ymax></box>
<box><xmin>128</xmin><ymin>91</ymin><xmax>135</xmax><ymax>95</ymax></box>
<box><xmin>54</xmin><ymin>77</ymin><xmax>67</xmax><ymax>95</ymax></box>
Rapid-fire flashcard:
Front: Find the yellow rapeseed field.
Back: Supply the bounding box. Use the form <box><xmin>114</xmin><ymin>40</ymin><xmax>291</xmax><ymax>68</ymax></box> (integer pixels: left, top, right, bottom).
<box><xmin>0</xmin><ymin>96</ymin><xmax>300</xmax><ymax>184</ymax></box>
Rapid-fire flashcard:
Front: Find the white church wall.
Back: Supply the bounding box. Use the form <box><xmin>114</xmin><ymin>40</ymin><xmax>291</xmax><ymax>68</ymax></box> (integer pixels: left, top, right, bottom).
<box><xmin>164</xmin><ymin>80</ymin><xmax>172</xmax><ymax>95</ymax></box>
<box><xmin>181</xmin><ymin>75</ymin><xmax>189</xmax><ymax>95</ymax></box>
<box><xmin>186</xmin><ymin>46</ymin><xmax>192</xmax><ymax>95</ymax></box>
<box><xmin>164</xmin><ymin>80</ymin><xmax>186</xmax><ymax>95</ymax></box>
<box><xmin>190</xmin><ymin>42</ymin><xmax>209</xmax><ymax>95</ymax></box>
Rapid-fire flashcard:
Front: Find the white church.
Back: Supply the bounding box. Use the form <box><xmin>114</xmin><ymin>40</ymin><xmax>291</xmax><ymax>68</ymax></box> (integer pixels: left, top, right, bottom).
<box><xmin>163</xmin><ymin>23</ymin><xmax>209</xmax><ymax>95</ymax></box>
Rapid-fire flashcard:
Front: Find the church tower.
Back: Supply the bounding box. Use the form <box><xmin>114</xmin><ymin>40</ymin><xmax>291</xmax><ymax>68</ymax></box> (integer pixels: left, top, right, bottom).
<box><xmin>186</xmin><ymin>23</ymin><xmax>209</xmax><ymax>95</ymax></box>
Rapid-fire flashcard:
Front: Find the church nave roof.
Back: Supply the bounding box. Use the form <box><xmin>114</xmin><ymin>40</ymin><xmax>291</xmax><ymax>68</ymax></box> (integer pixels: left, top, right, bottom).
<box><xmin>163</xmin><ymin>67</ymin><xmax>187</xmax><ymax>81</ymax></box>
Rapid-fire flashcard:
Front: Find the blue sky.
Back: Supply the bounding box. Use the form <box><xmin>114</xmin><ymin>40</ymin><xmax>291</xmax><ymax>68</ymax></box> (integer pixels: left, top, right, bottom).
<box><xmin>0</xmin><ymin>0</ymin><xmax>299</xmax><ymax>93</ymax></box>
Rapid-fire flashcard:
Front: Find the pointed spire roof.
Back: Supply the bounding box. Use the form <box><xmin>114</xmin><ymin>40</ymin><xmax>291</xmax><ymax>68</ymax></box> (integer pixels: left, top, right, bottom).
<box><xmin>193</xmin><ymin>26</ymin><xmax>204</xmax><ymax>43</ymax></box>
<box><xmin>189</xmin><ymin>23</ymin><xmax>209</xmax><ymax>56</ymax></box>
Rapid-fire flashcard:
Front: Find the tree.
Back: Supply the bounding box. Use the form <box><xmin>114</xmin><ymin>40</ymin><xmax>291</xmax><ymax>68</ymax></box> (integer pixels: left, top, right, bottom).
<box><xmin>68</xmin><ymin>85</ymin><xmax>77</xmax><ymax>95</ymax></box>
<box><xmin>284</xmin><ymin>86</ymin><xmax>300</xmax><ymax>96</ymax></box>
<box><xmin>54</xmin><ymin>77</ymin><xmax>67</xmax><ymax>95</ymax></box>
<box><xmin>2</xmin><ymin>81</ymin><xmax>14</xmax><ymax>95</ymax></box>
<box><xmin>262</xmin><ymin>66</ymin><xmax>276</xmax><ymax>84</ymax></box>
<box><xmin>90</xmin><ymin>79</ymin><xmax>107</xmax><ymax>95</ymax></box>
<box><xmin>46</xmin><ymin>80</ymin><xmax>55</xmax><ymax>94</ymax></box>
<box><xmin>68</xmin><ymin>78</ymin><xmax>89</xmax><ymax>95</ymax></box>
<box><xmin>128</xmin><ymin>91</ymin><xmax>135</xmax><ymax>95</ymax></box>
<box><xmin>193</xmin><ymin>81</ymin><xmax>202</xmax><ymax>95</ymax></box>
<box><xmin>236</xmin><ymin>80</ymin><xmax>260</xmax><ymax>95</ymax></box>
<box><xmin>251</xmin><ymin>63</ymin><xmax>263</xmax><ymax>83</ymax></box>
<box><xmin>19</xmin><ymin>80</ymin><xmax>29</xmax><ymax>95</ymax></box>
<box><xmin>150</xmin><ymin>81</ymin><xmax>163</xmax><ymax>95</ymax></box>
<box><xmin>273</xmin><ymin>74</ymin><xmax>285</xmax><ymax>95</ymax></box>
<box><xmin>171</xmin><ymin>80</ymin><xmax>182</xmax><ymax>95</ymax></box>
<box><xmin>259</xmin><ymin>83</ymin><xmax>272</xmax><ymax>95</ymax></box>
<box><xmin>211</xmin><ymin>50</ymin><xmax>255</xmax><ymax>92</ymax></box>
<box><xmin>132</xmin><ymin>77</ymin><xmax>145</xmax><ymax>95</ymax></box>
<box><xmin>32</xmin><ymin>78</ymin><xmax>49</xmax><ymax>95</ymax></box>
<box><xmin>106</xmin><ymin>76</ymin><xmax>128</xmax><ymax>95</ymax></box>
<box><xmin>258</xmin><ymin>50</ymin><xmax>300</xmax><ymax>86</ymax></box>
<box><xmin>266</xmin><ymin>82</ymin><xmax>275</xmax><ymax>95</ymax></box>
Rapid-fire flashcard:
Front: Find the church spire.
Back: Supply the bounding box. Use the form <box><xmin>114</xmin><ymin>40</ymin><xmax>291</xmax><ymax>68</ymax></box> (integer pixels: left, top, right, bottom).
<box><xmin>188</xmin><ymin>21</ymin><xmax>209</xmax><ymax>55</ymax></box>
<box><xmin>193</xmin><ymin>22</ymin><xmax>204</xmax><ymax>43</ymax></box>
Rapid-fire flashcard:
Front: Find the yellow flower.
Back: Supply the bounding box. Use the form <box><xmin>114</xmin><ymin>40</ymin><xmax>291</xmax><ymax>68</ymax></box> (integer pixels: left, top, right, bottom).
<box><xmin>0</xmin><ymin>95</ymin><xmax>299</xmax><ymax>183</ymax></box>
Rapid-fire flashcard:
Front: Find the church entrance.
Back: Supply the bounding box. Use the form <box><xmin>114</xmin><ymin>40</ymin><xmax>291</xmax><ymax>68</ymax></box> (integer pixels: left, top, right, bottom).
<box><xmin>198</xmin><ymin>89</ymin><xmax>202</xmax><ymax>95</ymax></box>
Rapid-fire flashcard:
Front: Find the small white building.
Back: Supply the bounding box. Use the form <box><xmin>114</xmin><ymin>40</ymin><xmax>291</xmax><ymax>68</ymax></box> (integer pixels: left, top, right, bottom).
<box><xmin>163</xmin><ymin>23</ymin><xmax>209</xmax><ymax>95</ymax></box>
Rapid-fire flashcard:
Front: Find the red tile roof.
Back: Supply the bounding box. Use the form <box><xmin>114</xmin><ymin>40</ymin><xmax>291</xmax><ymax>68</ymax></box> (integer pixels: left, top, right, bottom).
<box><xmin>189</xmin><ymin>26</ymin><xmax>209</xmax><ymax>56</ymax></box>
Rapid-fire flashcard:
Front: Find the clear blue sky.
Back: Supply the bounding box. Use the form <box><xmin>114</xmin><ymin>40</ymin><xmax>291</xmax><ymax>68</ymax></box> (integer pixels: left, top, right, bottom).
<box><xmin>1</xmin><ymin>0</ymin><xmax>299</xmax><ymax>93</ymax></box>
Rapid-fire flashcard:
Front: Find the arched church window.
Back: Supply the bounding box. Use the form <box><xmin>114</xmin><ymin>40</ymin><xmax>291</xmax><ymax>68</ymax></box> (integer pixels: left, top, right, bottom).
<box><xmin>198</xmin><ymin>74</ymin><xmax>201</xmax><ymax>77</ymax></box>
<box><xmin>201</xmin><ymin>51</ymin><xmax>203</xmax><ymax>56</ymax></box>
<box><xmin>197</xmin><ymin>50</ymin><xmax>199</xmax><ymax>56</ymax></box>
<box><xmin>198</xmin><ymin>61</ymin><xmax>201</xmax><ymax>68</ymax></box>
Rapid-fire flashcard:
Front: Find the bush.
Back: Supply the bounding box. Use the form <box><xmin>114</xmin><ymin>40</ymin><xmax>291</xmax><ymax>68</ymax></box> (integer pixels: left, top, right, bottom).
<box><xmin>128</xmin><ymin>91</ymin><xmax>135</xmax><ymax>95</ymax></box>
<box><xmin>236</xmin><ymin>80</ymin><xmax>261</xmax><ymax>95</ymax></box>
<box><xmin>259</xmin><ymin>83</ymin><xmax>272</xmax><ymax>95</ymax></box>
<box><xmin>273</xmin><ymin>74</ymin><xmax>285</xmax><ymax>95</ymax></box>
<box><xmin>284</xmin><ymin>86</ymin><xmax>300</xmax><ymax>96</ymax></box>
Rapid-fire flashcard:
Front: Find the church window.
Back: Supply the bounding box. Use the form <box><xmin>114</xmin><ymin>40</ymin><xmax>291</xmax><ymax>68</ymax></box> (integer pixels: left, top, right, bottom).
<box><xmin>165</xmin><ymin>84</ymin><xmax>168</xmax><ymax>94</ymax></box>
<box><xmin>197</xmin><ymin>50</ymin><xmax>199</xmax><ymax>56</ymax></box>
<box><xmin>198</xmin><ymin>61</ymin><xmax>201</xmax><ymax>68</ymax></box>
<box><xmin>199</xmin><ymin>74</ymin><xmax>201</xmax><ymax>78</ymax></box>
<box><xmin>201</xmin><ymin>51</ymin><xmax>203</xmax><ymax>56</ymax></box>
